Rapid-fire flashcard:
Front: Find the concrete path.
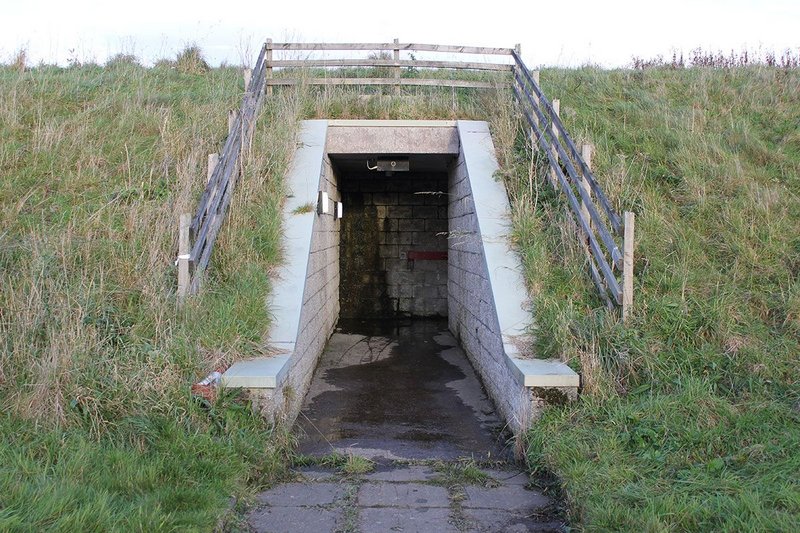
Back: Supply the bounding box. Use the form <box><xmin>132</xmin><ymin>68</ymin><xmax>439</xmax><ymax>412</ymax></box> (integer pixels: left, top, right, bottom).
<box><xmin>246</xmin><ymin>462</ymin><xmax>564</xmax><ymax>532</ymax></box>
<box><xmin>246</xmin><ymin>319</ymin><xmax>565</xmax><ymax>532</ymax></box>
<box><xmin>295</xmin><ymin>319</ymin><xmax>506</xmax><ymax>461</ymax></box>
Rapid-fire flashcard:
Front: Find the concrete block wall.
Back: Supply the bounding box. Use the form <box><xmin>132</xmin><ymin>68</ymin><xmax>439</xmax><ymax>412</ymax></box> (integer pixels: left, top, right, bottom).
<box><xmin>448</xmin><ymin>139</ymin><xmax>532</xmax><ymax>432</ymax></box>
<box><xmin>339</xmin><ymin>173</ymin><xmax>449</xmax><ymax>318</ymax></box>
<box><xmin>273</xmin><ymin>152</ymin><xmax>341</xmax><ymax>421</ymax></box>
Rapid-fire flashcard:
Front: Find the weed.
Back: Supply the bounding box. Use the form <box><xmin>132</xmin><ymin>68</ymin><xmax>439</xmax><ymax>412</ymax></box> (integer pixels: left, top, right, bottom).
<box><xmin>432</xmin><ymin>459</ymin><xmax>494</xmax><ymax>488</ymax></box>
<box><xmin>176</xmin><ymin>43</ymin><xmax>209</xmax><ymax>74</ymax></box>
<box><xmin>292</xmin><ymin>202</ymin><xmax>315</xmax><ymax>214</ymax></box>
<box><xmin>292</xmin><ymin>451</ymin><xmax>375</xmax><ymax>475</ymax></box>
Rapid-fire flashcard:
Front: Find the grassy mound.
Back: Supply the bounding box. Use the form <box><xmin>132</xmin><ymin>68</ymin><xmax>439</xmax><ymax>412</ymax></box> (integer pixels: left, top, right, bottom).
<box><xmin>2</xmin><ymin>53</ymin><xmax>797</xmax><ymax>530</ymax></box>
<box><xmin>0</xmin><ymin>61</ymin><xmax>302</xmax><ymax>530</ymax></box>
<box><xmin>506</xmin><ymin>66</ymin><xmax>800</xmax><ymax>530</ymax></box>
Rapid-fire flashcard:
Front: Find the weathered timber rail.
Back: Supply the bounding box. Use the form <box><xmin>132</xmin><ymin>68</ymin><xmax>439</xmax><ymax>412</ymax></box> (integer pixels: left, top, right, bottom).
<box><xmin>263</xmin><ymin>39</ymin><xmax>515</xmax><ymax>89</ymax></box>
<box><xmin>176</xmin><ymin>39</ymin><xmax>635</xmax><ymax>319</ymax></box>
<box><xmin>176</xmin><ymin>43</ymin><xmax>269</xmax><ymax>302</ymax></box>
<box><xmin>510</xmin><ymin>51</ymin><xmax>635</xmax><ymax>318</ymax></box>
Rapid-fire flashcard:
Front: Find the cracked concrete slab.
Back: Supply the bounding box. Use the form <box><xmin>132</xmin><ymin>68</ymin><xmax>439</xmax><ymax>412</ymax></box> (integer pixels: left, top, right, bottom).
<box><xmin>358</xmin><ymin>482</ymin><xmax>450</xmax><ymax>508</ymax></box>
<box><xmin>363</xmin><ymin>465</ymin><xmax>437</xmax><ymax>482</ymax></box>
<box><xmin>248</xmin><ymin>506</ymin><xmax>342</xmax><ymax>533</ymax></box>
<box><xmin>255</xmin><ymin>482</ymin><xmax>343</xmax><ymax>506</ymax></box>
<box><xmin>462</xmin><ymin>485</ymin><xmax>551</xmax><ymax>511</ymax></box>
<box><xmin>359</xmin><ymin>506</ymin><xmax>458</xmax><ymax>533</ymax></box>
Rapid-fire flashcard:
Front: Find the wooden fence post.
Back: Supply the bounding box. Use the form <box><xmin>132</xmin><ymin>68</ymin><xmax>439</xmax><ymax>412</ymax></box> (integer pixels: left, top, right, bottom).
<box><xmin>580</xmin><ymin>144</ymin><xmax>593</xmax><ymax>227</ymax></box>
<box><xmin>243</xmin><ymin>68</ymin><xmax>252</xmax><ymax>92</ymax></box>
<box><xmin>177</xmin><ymin>214</ymin><xmax>191</xmax><ymax>306</ymax></box>
<box><xmin>549</xmin><ymin>99</ymin><xmax>560</xmax><ymax>190</ymax></box>
<box><xmin>207</xmin><ymin>153</ymin><xmax>219</xmax><ymax>184</ymax></box>
<box><xmin>622</xmin><ymin>211</ymin><xmax>635</xmax><ymax>322</ymax></box>
<box><xmin>228</xmin><ymin>109</ymin><xmax>238</xmax><ymax>133</ymax></box>
<box><xmin>265</xmin><ymin>38</ymin><xmax>273</xmax><ymax>96</ymax></box>
<box><xmin>531</xmin><ymin>69</ymin><xmax>540</xmax><ymax>129</ymax></box>
<box><xmin>393</xmin><ymin>37</ymin><xmax>400</xmax><ymax>95</ymax></box>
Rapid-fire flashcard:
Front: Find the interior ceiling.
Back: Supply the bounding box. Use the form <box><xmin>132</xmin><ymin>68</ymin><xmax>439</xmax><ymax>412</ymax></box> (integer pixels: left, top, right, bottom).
<box><xmin>330</xmin><ymin>153</ymin><xmax>455</xmax><ymax>175</ymax></box>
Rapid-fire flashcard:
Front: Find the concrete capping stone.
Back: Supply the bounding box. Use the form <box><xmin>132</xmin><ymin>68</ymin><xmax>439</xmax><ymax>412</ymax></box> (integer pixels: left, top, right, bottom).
<box><xmin>221</xmin><ymin>355</ymin><xmax>291</xmax><ymax>388</ymax></box>
<box><xmin>455</xmin><ymin>120</ymin><xmax>580</xmax><ymax>393</ymax></box>
<box><xmin>507</xmin><ymin>358</ymin><xmax>580</xmax><ymax>388</ymax></box>
<box><xmin>222</xmin><ymin>120</ymin><xmax>330</xmax><ymax>390</ymax></box>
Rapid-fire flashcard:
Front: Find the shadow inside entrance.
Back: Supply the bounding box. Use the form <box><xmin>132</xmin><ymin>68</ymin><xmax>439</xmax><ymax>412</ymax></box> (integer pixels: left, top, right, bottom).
<box><xmin>295</xmin><ymin>318</ymin><xmax>510</xmax><ymax>461</ymax></box>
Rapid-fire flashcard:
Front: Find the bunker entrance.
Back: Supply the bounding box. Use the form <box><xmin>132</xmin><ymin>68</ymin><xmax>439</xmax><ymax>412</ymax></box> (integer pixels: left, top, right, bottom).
<box><xmin>334</xmin><ymin>154</ymin><xmax>454</xmax><ymax>319</ymax></box>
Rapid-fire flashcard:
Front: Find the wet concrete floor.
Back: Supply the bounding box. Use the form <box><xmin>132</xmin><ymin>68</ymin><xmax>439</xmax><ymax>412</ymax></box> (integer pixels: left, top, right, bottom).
<box><xmin>245</xmin><ymin>319</ymin><xmax>566</xmax><ymax>532</ymax></box>
<box><xmin>295</xmin><ymin>318</ymin><xmax>509</xmax><ymax>461</ymax></box>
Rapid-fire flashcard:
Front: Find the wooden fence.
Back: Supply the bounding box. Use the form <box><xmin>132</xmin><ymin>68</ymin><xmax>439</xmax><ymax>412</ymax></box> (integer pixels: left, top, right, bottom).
<box><xmin>176</xmin><ymin>39</ymin><xmax>635</xmax><ymax>319</ymax></box>
<box><xmin>176</xmin><ymin>42</ymin><xmax>269</xmax><ymax>303</ymax></box>
<box><xmin>510</xmin><ymin>50</ymin><xmax>635</xmax><ymax>320</ymax></box>
<box><xmin>262</xmin><ymin>39</ymin><xmax>516</xmax><ymax>89</ymax></box>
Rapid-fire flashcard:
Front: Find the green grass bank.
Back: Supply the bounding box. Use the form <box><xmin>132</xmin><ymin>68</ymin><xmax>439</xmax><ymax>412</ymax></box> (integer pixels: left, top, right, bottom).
<box><xmin>1</xmin><ymin>55</ymin><xmax>798</xmax><ymax>531</ymax></box>
<box><xmin>509</xmin><ymin>66</ymin><xmax>800</xmax><ymax>531</ymax></box>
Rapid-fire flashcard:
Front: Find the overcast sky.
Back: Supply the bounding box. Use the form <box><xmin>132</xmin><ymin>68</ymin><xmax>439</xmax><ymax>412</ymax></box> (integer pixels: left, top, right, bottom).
<box><xmin>2</xmin><ymin>0</ymin><xmax>798</xmax><ymax>68</ymax></box>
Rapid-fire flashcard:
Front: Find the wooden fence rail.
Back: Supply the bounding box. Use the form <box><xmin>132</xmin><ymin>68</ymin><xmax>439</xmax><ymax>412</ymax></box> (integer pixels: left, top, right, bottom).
<box><xmin>510</xmin><ymin>51</ymin><xmax>635</xmax><ymax>319</ymax></box>
<box><xmin>176</xmin><ymin>42</ymin><xmax>269</xmax><ymax>302</ymax></box>
<box><xmin>176</xmin><ymin>39</ymin><xmax>635</xmax><ymax>319</ymax></box>
<box><xmin>263</xmin><ymin>39</ymin><xmax>516</xmax><ymax>89</ymax></box>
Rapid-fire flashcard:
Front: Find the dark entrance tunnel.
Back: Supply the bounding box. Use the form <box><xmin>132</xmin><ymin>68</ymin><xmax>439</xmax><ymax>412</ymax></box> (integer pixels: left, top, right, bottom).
<box><xmin>295</xmin><ymin>153</ymin><xmax>508</xmax><ymax>460</ymax></box>
<box><xmin>334</xmin><ymin>154</ymin><xmax>454</xmax><ymax>319</ymax></box>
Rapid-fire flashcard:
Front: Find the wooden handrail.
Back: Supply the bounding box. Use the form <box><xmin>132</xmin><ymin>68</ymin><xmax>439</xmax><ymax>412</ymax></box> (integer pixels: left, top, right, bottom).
<box><xmin>263</xmin><ymin>39</ymin><xmax>514</xmax><ymax>91</ymax></box>
<box><xmin>510</xmin><ymin>53</ymin><xmax>636</xmax><ymax>318</ymax></box>
<box><xmin>269</xmin><ymin>42</ymin><xmax>514</xmax><ymax>55</ymax></box>
<box><xmin>269</xmin><ymin>59</ymin><xmax>513</xmax><ymax>71</ymax></box>
<box><xmin>177</xmin><ymin>42</ymin><xmax>269</xmax><ymax>302</ymax></box>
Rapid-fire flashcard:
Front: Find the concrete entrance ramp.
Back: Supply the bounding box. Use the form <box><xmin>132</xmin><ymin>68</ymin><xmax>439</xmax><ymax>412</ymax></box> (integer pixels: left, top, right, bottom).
<box><xmin>221</xmin><ymin>120</ymin><xmax>578</xmax><ymax>433</ymax></box>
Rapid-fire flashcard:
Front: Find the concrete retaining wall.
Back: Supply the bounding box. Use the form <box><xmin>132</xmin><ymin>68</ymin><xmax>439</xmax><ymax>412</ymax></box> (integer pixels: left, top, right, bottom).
<box><xmin>273</xmin><ymin>143</ymin><xmax>341</xmax><ymax>421</ymax></box>
<box><xmin>223</xmin><ymin>120</ymin><xmax>340</xmax><ymax>424</ymax></box>
<box><xmin>448</xmin><ymin>122</ymin><xmax>533</xmax><ymax>431</ymax></box>
<box><xmin>224</xmin><ymin>119</ymin><xmax>578</xmax><ymax>432</ymax></box>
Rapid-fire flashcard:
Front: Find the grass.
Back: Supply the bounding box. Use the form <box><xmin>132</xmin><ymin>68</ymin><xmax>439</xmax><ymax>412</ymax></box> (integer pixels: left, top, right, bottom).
<box><xmin>3</xmin><ymin>48</ymin><xmax>798</xmax><ymax>531</ymax></box>
<box><xmin>490</xmin><ymin>65</ymin><xmax>800</xmax><ymax>530</ymax></box>
<box><xmin>431</xmin><ymin>459</ymin><xmax>494</xmax><ymax>488</ymax></box>
<box><xmin>0</xmin><ymin>53</ymin><xmax>493</xmax><ymax>530</ymax></box>
<box><xmin>293</xmin><ymin>451</ymin><xmax>376</xmax><ymax>476</ymax></box>
<box><xmin>0</xmin><ymin>56</ymin><xmax>301</xmax><ymax>530</ymax></box>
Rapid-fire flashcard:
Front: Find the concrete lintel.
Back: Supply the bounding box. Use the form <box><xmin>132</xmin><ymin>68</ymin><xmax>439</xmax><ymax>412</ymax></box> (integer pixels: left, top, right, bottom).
<box><xmin>326</xmin><ymin>122</ymin><xmax>459</xmax><ymax>155</ymax></box>
<box><xmin>328</xmin><ymin>120</ymin><xmax>457</xmax><ymax>128</ymax></box>
<box><xmin>507</xmin><ymin>357</ymin><xmax>580</xmax><ymax>388</ymax></box>
<box><xmin>222</xmin><ymin>355</ymin><xmax>291</xmax><ymax>389</ymax></box>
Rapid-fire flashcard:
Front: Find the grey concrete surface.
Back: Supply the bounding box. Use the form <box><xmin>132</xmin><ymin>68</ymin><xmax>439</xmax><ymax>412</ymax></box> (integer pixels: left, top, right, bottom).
<box><xmin>294</xmin><ymin>319</ymin><xmax>507</xmax><ymax>461</ymax></box>
<box><xmin>357</xmin><ymin>482</ymin><xmax>449</xmax><ymax>508</ymax></box>
<box><xmin>247</xmin><ymin>462</ymin><xmax>565</xmax><ymax>533</ymax></box>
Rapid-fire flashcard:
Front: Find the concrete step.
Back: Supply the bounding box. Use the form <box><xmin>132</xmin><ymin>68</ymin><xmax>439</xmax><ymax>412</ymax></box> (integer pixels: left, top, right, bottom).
<box><xmin>221</xmin><ymin>355</ymin><xmax>290</xmax><ymax>388</ymax></box>
<box><xmin>507</xmin><ymin>357</ymin><xmax>579</xmax><ymax>388</ymax></box>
